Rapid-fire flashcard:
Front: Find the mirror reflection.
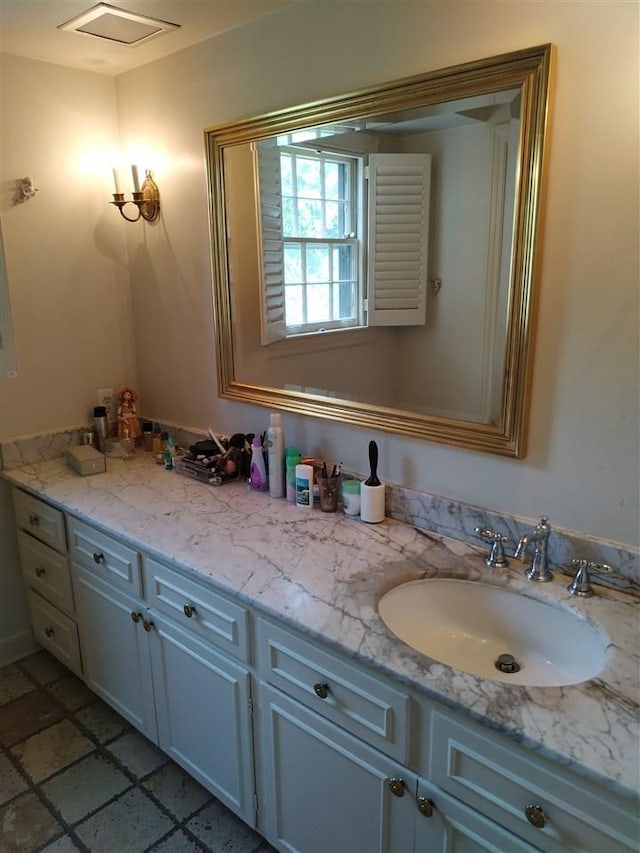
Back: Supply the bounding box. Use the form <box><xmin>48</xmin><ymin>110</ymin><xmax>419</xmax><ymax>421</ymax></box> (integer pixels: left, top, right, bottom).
<box><xmin>225</xmin><ymin>87</ymin><xmax>520</xmax><ymax>425</ymax></box>
<box><xmin>207</xmin><ymin>45</ymin><xmax>552</xmax><ymax>456</ymax></box>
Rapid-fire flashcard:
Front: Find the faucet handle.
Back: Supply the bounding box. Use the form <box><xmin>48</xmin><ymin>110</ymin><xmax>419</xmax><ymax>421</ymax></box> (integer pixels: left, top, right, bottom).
<box><xmin>568</xmin><ymin>559</ymin><xmax>613</xmax><ymax>597</ymax></box>
<box><xmin>474</xmin><ymin>527</ymin><xmax>510</xmax><ymax>568</ymax></box>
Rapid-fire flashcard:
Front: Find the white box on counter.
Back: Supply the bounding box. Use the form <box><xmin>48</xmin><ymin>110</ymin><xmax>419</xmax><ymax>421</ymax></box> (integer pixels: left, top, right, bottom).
<box><xmin>65</xmin><ymin>445</ymin><xmax>106</xmax><ymax>476</ymax></box>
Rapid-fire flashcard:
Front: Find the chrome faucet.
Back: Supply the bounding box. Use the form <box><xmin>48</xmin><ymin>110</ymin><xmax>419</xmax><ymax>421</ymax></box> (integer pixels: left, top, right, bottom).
<box><xmin>514</xmin><ymin>516</ymin><xmax>553</xmax><ymax>582</ymax></box>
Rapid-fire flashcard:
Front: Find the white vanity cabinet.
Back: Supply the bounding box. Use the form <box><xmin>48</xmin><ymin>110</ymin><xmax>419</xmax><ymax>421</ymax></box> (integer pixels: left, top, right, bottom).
<box><xmin>69</xmin><ymin>517</ymin><xmax>157</xmax><ymax>740</ymax></box>
<box><xmin>255</xmin><ymin>617</ymin><xmax>417</xmax><ymax>852</ymax></box>
<box><xmin>66</xmin><ymin>512</ymin><xmax>256</xmax><ymax>826</ymax></box>
<box><xmin>142</xmin><ymin>557</ymin><xmax>255</xmax><ymax>825</ymax></box>
<box><xmin>256</xmin><ymin>615</ymin><xmax>639</xmax><ymax>853</ymax></box>
<box><xmin>427</xmin><ymin>709</ymin><xmax>639</xmax><ymax>853</ymax></box>
<box><xmin>13</xmin><ymin>490</ymin><xmax>82</xmax><ymax>676</ymax></box>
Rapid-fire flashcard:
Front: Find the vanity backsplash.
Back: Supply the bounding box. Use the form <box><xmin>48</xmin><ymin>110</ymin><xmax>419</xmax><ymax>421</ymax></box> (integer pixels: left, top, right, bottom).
<box><xmin>2</xmin><ymin>423</ymin><xmax>638</xmax><ymax>593</ymax></box>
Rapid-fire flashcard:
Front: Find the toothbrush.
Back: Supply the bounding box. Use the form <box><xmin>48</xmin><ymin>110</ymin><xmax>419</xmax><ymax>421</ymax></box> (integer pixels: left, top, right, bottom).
<box><xmin>207</xmin><ymin>427</ymin><xmax>227</xmax><ymax>456</ymax></box>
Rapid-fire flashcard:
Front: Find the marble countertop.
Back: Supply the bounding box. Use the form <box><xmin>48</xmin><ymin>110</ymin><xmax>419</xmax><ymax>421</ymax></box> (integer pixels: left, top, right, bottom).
<box><xmin>4</xmin><ymin>454</ymin><xmax>639</xmax><ymax>797</ymax></box>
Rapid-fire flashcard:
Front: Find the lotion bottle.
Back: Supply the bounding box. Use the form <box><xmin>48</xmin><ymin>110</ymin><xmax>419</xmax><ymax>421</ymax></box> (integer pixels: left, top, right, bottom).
<box><xmin>250</xmin><ymin>436</ymin><xmax>269</xmax><ymax>491</ymax></box>
<box><xmin>267</xmin><ymin>413</ymin><xmax>285</xmax><ymax>498</ymax></box>
<box><xmin>295</xmin><ymin>463</ymin><xmax>314</xmax><ymax>508</ymax></box>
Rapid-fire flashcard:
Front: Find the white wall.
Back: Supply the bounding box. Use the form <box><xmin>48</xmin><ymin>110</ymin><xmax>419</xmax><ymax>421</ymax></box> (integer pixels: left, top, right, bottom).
<box><xmin>0</xmin><ymin>54</ymin><xmax>135</xmax><ymax>437</ymax></box>
<box><xmin>0</xmin><ymin>1</ymin><xmax>637</xmax><ymax>556</ymax></box>
<box><xmin>113</xmin><ymin>0</ymin><xmax>639</xmax><ymax>548</ymax></box>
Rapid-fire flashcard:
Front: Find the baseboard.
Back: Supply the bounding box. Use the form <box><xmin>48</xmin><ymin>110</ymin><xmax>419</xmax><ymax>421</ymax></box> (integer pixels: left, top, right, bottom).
<box><xmin>0</xmin><ymin>628</ymin><xmax>40</xmax><ymax>668</ymax></box>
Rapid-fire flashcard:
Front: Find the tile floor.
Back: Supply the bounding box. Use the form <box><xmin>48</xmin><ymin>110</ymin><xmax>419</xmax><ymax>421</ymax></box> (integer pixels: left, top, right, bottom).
<box><xmin>0</xmin><ymin>650</ymin><xmax>275</xmax><ymax>853</ymax></box>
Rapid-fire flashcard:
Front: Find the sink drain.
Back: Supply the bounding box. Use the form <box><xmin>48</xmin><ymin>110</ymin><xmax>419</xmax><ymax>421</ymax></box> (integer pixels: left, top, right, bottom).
<box><xmin>495</xmin><ymin>653</ymin><xmax>521</xmax><ymax>674</ymax></box>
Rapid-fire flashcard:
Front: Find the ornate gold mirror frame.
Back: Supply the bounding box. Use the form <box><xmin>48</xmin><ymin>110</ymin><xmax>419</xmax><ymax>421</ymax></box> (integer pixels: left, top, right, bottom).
<box><xmin>205</xmin><ymin>44</ymin><xmax>553</xmax><ymax>457</ymax></box>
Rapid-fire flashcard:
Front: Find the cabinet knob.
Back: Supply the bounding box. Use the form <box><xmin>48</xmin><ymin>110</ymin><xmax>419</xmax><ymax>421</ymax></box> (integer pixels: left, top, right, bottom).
<box><xmin>44</xmin><ymin>626</ymin><xmax>55</xmax><ymax>638</ymax></box>
<box><xmin>524</xmin><ymin>804</ymin><xmax>546</xmax><ymax>829</ymax></box>
<box><xmin>28</xmin><ymin>513</ymin><xmax>40</xmax><ymax>526</ymax></box>
<box><xmin>131</xmin><ymin>611</ymin><xmax>142</xmax><ymax>623</ymax></box>
<box><xmin>386</xmin><ymin>778</ymin><xmax>406</xmax><ymax>798</ymax></box>
<box><xmin>35</xmin><ymin>566</ymin><xmax>46</xmax><ymax>578</ymax></box>
<box><xmin>183</xmin><ymin>603</ymin><xmax>196</xmax><ymax>618</ymax></box>
<box><xmin>143</xmin><ymin>619</ymin><xmax>154</xmax><ymax>633</ymax></box>
<box><xmin>417</xmin><ymin>797</ymin><xmax>435</xmax><ymax>817</ymax></box>
<box><xmin>313</xmin><ymin>682</ymin><xmax>329</xmax><ymax>699</ymax></box>
<box><xmin>93</xmin><ymin>552</ymin><xmax>106</xmax><ymax>565</ymax></box>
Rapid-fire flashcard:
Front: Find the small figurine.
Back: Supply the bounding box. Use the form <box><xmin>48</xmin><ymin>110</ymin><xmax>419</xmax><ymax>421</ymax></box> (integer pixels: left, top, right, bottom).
<box><xmin>117</xmin><ymin>387</ymin><xmax>141</xmax><ymax>440</ymax></box>
<box><xmin>16</xmin><ymin>176</ymin><xmax>39</xmax><ymax>205</ymax></box>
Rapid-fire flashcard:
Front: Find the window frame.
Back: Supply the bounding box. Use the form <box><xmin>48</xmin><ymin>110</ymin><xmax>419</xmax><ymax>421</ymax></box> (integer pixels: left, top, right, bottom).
<box><xmin>278</xmin><ymin>145</ymin><xmax>365</xmax><ymax>337</ymax></box>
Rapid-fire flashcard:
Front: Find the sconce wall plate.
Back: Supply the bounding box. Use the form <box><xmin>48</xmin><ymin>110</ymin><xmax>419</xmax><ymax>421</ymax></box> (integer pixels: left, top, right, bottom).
<box><xmin>111</xmin><ymin>171</ymin><xmax>160</xmax><ymax>222</ymax></box>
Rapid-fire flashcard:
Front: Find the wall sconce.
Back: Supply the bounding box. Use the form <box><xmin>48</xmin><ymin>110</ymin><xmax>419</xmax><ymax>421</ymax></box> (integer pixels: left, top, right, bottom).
<box><xmin>110</xmin><ymin>165</ymin><xmax>160</xmax><ymax>222</ymax></box>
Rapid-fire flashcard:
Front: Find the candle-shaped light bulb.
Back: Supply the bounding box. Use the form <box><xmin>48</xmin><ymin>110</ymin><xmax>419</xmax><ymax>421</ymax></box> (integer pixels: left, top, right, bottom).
<box><xmin>112</xmin><ymin>168</ymin><xmax>122</xmax><ymax>194</ymax></box>
<box><xmin>131</xmin><ymin>164</ymin><xmax>140</xmax><ymax>193</ymax></box>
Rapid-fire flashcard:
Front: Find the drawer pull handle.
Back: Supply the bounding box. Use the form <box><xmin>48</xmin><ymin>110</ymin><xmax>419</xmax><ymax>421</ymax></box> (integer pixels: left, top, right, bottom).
<box><xmin>131</xmin><ymin>611</ymin><xmax>142</xmax><ymax>623</ymax></box>
<box><xmin>44</xmin><ymin>626</ymin><xmax>55</xmax><ymax>638</ymax></box>
<box><xmin>183</xmin><ymin>603</ymin><xmax>196</xmax><ymax>618</ymax></box>
<box><xmin>313</xmin><ymin>682</ymin><xmax>329</xmax><ymax>699</ymax></box>
<box><xmin>386</xmin><ymin>778</ymin><xmax>406</xmax><ymax>798</ymax></box>
<box><xmin>35</xmin><ymin>567</ymin><xmax>46</xmax><ymax>578</ymax></box>
<box><xmin>417</xmin><ymin>797</ymin><xmax>434</xmax><ymax>817</ymax></box>
<box><xmin>525</xmin><ymin>804</ymin><xmax>546</xmax><ymax>829</ymax></box>
<box><xmin>93</xmin><ymin>552</ymin><xmax>106</xmax><ymax>565</ymax></box>
<box><xmin>28</xmin><ymin>513</ymin><xmax>40</xmax><ymax>526</ymax></box>
<box><xmin>143</xmin><ymin>619</ymin><xmax>154</xmax><ymax>633</ymax></box>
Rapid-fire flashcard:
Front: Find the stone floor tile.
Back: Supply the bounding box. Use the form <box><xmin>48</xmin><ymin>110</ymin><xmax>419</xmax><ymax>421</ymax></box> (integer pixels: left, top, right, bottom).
<box><xmin>0</xmin><ymin>664</ymin><xmax>36</xmax><ymax>706</ymax></box>
<box><xmin>41</xmin><ymin>752</ymin><xmax>132</xmax><ymax>824</ymax></box>
<box><xmin>39</xmin><ymin>835</ymin><xmax>82</xmax><ymax>852</ymax></box>
<box><xmin>74</xmin><ymin>787</ymin><xmax>173</xmax><ymax>853</ymax></box>
<box><xmin>19</xmin><ymin>650</ymin><xmax>69</xmax><ymax>685</ymax></box>
<box><xmin>11</xmin><ymin>718</ymin><xmax>95</xmax><ymax>783</ymax></box>
<box><xmin>0</xmin><ymin>791</ymin><xmax>62</xmax><ymax>852</ymax></box>
<box><xmin>0</xmin><ymin>753</ymin><xmax>28</xmax><ymax>806</ymax></box>
<box><xmin>75</xmin><ymin>699</ymin><xmax>130</xmax><ymax>743</ymax></box>
<box><xmin>106</xmin><ymin>729</ymin><xmax>168</xmax><ymax>779</ymax></box>
<box><xmin>186</xmin><ymin>800</ymin><xmax>266</xmax><ymax>853</ymax></box>
<box><xmin>46</xmin><ymin>673</ymin><xmax>95</xmax><ymax>712</ymax></box>
<box><xmin>0</xmin><ymin>688</ymin><xmax>65</xmax><ymax>747</ymax></box>
<box><xmin>148</xmin><ymin>828</ymin><xmax>204</xmax><ymax>852</ymax></box>
<box><xmin>143</xmin><ymin>761</ymin><xmax>212</xmax><ymax>821</ymax></box>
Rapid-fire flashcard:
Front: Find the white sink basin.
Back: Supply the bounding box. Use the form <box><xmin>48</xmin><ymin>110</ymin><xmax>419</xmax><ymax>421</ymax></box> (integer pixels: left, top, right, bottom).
<box><xmin>377</xmin><ymin>579</ymin><xmax>608</xmax><ymax>686</ymax></box>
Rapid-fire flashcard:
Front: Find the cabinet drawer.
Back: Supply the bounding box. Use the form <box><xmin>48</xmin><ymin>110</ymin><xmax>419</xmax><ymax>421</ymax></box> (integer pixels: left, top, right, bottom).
<box><xmin>18</xmin><ymin>530</ymin><xmax>75</xmax><ymax>617</ymax></box>
<box><xmin>430</xmin><ymin>710</ymin><xmax>639</xmax><ymax>852</ymax></box>
<box><xmin>13</xmin><ymin>490</ymin><xmax>66</xmax><ymax>553</ymax></box>
<box><xmin>68</xmin><ymin>517</ymin><xmax>141</xmax><ymax>597</ymax></box>
<box><xmin>28</xmin><ymin>589</ymin><xmax>82</xmax><ymax>678</ymax></box>
<box><xmin>143</xmin><ymin>558</ymin><xmax>250</xmax><ymax>663</ymax></box>
<box><xmin>257</xmin><ymin>618</ymin><xmax>410</xmax><ymax>762</ymax></box>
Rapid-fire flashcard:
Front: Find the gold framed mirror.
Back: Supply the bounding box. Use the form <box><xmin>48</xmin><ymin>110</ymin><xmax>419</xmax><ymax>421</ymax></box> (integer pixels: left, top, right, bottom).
<box><xmin>205</xmin><ymin>44</ymin><xmax>553</xmax><ymax>457</ymax></box>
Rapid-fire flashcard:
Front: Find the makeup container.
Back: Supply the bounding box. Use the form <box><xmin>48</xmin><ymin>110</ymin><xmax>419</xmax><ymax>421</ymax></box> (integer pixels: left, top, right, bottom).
<box><xmin>341</xmin><ymin>479</ymin><xmax>361</xmax><ymax>516</ymax></box>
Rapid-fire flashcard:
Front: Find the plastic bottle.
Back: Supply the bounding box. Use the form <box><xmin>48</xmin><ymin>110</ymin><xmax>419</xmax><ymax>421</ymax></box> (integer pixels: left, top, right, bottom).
<box><xmin>250</xmin><ymin>436</ymin><xmax>269</xmax><ymax>491</ymax></box>
<box><xmin>163</xmin><ymin>437</ymin><xmax>175</xmax><ymax>470</ymax></box>
<box><xmin>295</xmin><ymin>463</ymin><xmax>314</xmax><ymax>508</ymax></box>
<box><xmin>285</xmin><ymin>446</ymin><xmax>301</xmax><ymax>503</ymax></box>
<box><xmin>267</xmin><ymin>413</ymin><xmax>285</xmax><ymax>498</ymax></box>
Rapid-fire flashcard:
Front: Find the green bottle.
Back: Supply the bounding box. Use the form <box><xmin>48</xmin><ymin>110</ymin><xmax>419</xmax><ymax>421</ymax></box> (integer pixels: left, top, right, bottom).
<box><xmin>285</xmin><ymin>446</ymin><xmax>301</xmax><ymax>503</ymax></box>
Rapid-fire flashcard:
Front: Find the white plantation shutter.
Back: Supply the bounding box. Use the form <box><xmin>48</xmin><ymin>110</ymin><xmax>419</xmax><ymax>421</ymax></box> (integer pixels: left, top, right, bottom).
<box><xmin>253</xmin><ymin>141</ymin><xmax>286</xmax><ymax>345</ymax></box>
<box><xmin>367</xmin><ymin>153</ymin><xmax>431</xmax><ymax>326</ymax></box>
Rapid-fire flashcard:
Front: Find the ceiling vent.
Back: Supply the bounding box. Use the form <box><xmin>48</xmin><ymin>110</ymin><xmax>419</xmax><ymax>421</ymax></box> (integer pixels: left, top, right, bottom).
<box><xmin>57</xmin><ymin>2</ymin><xmax>180</xmax><ymax>47</ymax></box>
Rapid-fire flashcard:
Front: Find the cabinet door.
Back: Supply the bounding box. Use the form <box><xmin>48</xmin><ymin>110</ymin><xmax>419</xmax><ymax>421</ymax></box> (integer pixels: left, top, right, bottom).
<box><xmin>27</xmin><ymin>589</ymin><xmax>82</xmax><ymax>678</ymax></box>
<box><xmin>148</xmin><ymin>614</ymin><xmax>255</xmax><ymax>827</ymax></box>
<box><xmin>414</xmin><ymin>778</ymin><xmax>538</xmax><ymax>853</ymax></box>
<box><xmin>257</xmin><ymin>683</ymin><xmax>416</xmax><ymax>853</ymax></box>
<box><xmin>74</xmin><ymin>567</ymin><xmax>157</xmax><ymax>742</ymax></box>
